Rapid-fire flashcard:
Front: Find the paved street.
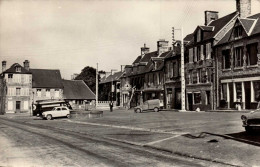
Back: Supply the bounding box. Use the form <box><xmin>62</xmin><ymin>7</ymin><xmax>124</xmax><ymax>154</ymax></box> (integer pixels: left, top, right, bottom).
<box><xmin>0</xmin><ymin>110</ymin><xmax>260</xmax><ymax>167</ymax></box>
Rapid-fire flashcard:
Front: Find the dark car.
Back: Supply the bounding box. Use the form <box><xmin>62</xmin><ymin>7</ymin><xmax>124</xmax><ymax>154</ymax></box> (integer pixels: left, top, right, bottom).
<box><xmin>241</xmin><ymin>108</ymin><xmax>260</xmax><ymax>133</ymax></box>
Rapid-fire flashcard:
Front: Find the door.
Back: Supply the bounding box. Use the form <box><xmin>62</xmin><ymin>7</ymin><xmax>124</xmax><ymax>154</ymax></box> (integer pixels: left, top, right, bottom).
<box><xmin>16</xmin><ymin>101</ymin><xmax>21</xmax><ymax>111</ymax></box>
<box><xmin>245</xmin><ymin>82</ymin><xmax>251</xmax><ymax>109</ymax></box>
<box><xmin>175</xmin><ymin>88</ymin><xmax>181</xmax><ymax>109</ymax></box>
<box><xmin>188</xmin><ymin>93</ymin><xmax>193</xmax><ymax>111</ymax></box>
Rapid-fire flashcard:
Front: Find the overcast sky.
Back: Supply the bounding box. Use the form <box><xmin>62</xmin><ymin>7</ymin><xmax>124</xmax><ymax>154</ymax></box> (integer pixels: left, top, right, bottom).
<box><xmin>0</xmin><ymin>0</ymin><xmax>260</xmax><ymax>79</ymax></box>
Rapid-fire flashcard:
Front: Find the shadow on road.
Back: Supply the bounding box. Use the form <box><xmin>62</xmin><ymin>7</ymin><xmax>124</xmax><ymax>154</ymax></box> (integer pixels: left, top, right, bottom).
<box><xmin>226</xmin><ymin>130</ymin><xmax>260</xmax><ymax>146</ymax></box>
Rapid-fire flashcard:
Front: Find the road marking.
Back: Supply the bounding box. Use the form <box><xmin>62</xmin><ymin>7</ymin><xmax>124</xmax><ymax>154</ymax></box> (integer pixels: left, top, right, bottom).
<box><xmin>65</xmin><ymin>120</ymin><xmax>188</xmax><ymax>135</ymax></box>
<box><xmin>145</xmin><ymin>135</ymin><xmax>183</xmax><ymax>145</ymax></box>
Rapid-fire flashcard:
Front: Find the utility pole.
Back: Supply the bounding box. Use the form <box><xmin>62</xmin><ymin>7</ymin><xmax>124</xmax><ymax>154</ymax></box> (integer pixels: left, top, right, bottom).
<box><xmin>96</xmin><ymin>63</ymin><xmax>98</xmax><ymax>109</ymax></box>
<box><xmin>173</xmin><ymin>27</ymin><xmax>186</xmax><ymax>111</ymax></box>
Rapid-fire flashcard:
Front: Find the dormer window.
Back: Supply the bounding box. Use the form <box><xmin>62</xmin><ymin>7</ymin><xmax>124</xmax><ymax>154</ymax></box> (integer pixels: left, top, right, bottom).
<box><xmin>234</xmin><ymin>26</ymin><xmax>243</xmax><ymax>38</ymax></box>
<box><xmin>16</xmin><ymin>66</ymin><xmax>21</xmax><ymax>72</ymax></box>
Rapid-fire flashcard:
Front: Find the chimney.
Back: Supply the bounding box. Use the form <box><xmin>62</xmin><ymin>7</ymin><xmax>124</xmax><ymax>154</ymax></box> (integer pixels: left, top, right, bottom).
<box><xmin>236</xmin><ymin>0</ymin><xmax>251</xmax><ymax>18</ymax></box>
<box><xmin>205</xmin><ymin>11</ymin><xmax>219</xmax><ymax>26</ymax></box>
<box><xmin>157</xmin><ymin>39</ymin><xmax>169</xmax><ymax>56</ymax></box>
<box><xmin>141</xmin><ymin>43</ymin><xmax>150</xmax><ymax>56</ymax></box>
<box><xmin>23</xmin><ymin>60</ymin><xmax>30</xmax><ymax>71</ymax></box>
<box><xmin>2</xmin><ymin>61</ymin><xmax>6</xmax><ymax>72</ymax></box>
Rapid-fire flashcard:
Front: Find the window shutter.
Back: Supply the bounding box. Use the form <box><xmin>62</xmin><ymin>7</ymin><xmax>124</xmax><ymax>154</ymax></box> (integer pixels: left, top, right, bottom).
<box><xmin>201</xmin><ymin>45</ymin><xmax>204</xmax><ymax>60</ymax></box>
<box><xmin>189</xmin><ymin>48</ymin><xmax>193</xmax><ymax>63</ymax></box>
<box><xmin>194</xmin><ymin>47</ymin><xmax>197</xmax><ymax>61</ymax></box>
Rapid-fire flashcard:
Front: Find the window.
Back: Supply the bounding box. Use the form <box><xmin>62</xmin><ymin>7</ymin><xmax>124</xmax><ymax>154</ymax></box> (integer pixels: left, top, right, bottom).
<box><xmin>189</xmin><ymin>48</ymin><xmax>193</xmax><ymax>63</ymax></box>
<box><xmin>194</xmin><ymin>47</ymin><xmax>197</xmax><ymax>62</ymax></box>
<box><xmin>234</xmin><ymin>26</ymin><xmax>243</xmax><ymax>38</ymax></box>
<box><xmin>206</xmin><ymin>43</ymin><xmax>212</xmax><ymax>59</ymax></box>
<box><xmin>197</xmin><ymin>69</ymin><xmax>201</xmax><ymax>83</ymax></box>
<box><xmin>15</xmin><ymin>66</ymin><xmax>21</xmax><ymax>72</ymax></box>
<box><xmin>234</xmin><ymin>47</ymin><xmax>243</xmax><ymax>67</ymax></box>
<box><xmin>37</xmin><ymin>89</ymin><xmax>41</xmax><ymax>97</ymax></box>
<box><xmin>200</xmin><ymin>45</ymin><xmax>204</xmax><ymax>60</ymax></box>
<box><xmin>193</xmin><ymin>71</ymin><xmax>197</xmax><ymax>84</ymax></box>
<box><xmin>16</xmin><ymin>88</ymin><xmax>21</xmax><ymax>96</ymax></box>
<box><xmin>246</xmin><ymin>43</ymin><xmax>258</xmax><ymax>66</ymax></box>
<box><xmin>46</xmin><ymin>89</ymin><xmax>50</xmax><ymax>97</ymax></box>
<box><xmin>201</xmin><ymin>69</ymin><xmax>207</xmax><ymax>83</ymax></box>
<box><xmin>197</xmin><ymin>29</ymin><xmax>201</xmax><ymax>42</ymax></box>
<box><xmin>194</xmin><ymin>93</ymin><xmax>201</xmax><ymax>104</ymax></box>
<box><xmin>173</xmin><ymin>62</ymin><xmax>178</xmax><ymax>77</ymax></box>
<box><xmin>236</xmin><ymin>82</ymin><xmax>242</xmax><ymax>101</ymax></box>
<box><xmin>197</xmin><ymin>46</ymin><xmax>201</xmax><ymax>61</ymax></box>
<box><xmin>8</xmin><ymin>74</ymin><xmax>13</xmax><ymax>82</ymax></box>
<box><xmin>222</xmin><ymin>49</ymin><xmax>231</xmax><ymax>69</ymax></box>
<box><xmin>55</xmin><ymin>89</ymin><xmax>59</xmax><ymax>98</ymax></box>
<box><xmin>254</xmin><ymin>81</ymin><xmax>260</xmax><ymax>101</ymax></box>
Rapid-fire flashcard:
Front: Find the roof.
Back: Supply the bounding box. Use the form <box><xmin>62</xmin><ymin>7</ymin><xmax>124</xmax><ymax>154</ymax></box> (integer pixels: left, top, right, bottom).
<box><xmin>3</xmin><ymin>63</ymin><xmax>31</xmax><ymax>74</ymax></box>
<box><xmin>30</xmin><ymin>69</ymin><xmax>63</xmax><ymax>88</ymax></box>
<box><xmin>217</xmin><ymin>13</ymin><xmax>260</xmax><ymax>46</ymax></box>
<box><xmin>184</xmin><ymin>33</ymin><xmax>193</xmax><ymax>42</ymax></box>
<box><xmin>99</xmin><ymin>71</ymin><xmax>124</xmax><ymax>84</ymax></box>
<box><xmin>62</xmin><ymin>80</ymin><xmax>95</xmax><ymax>100</ymax></box>
<box><xmin>199</xmin><ymin>26</ymin><xmax>214</xmax><ymax>31</ymax></box>
<box><xmin>139</xmin><ymin>51</ymin><xmax>158</xmax><ymax>63</ymax></box>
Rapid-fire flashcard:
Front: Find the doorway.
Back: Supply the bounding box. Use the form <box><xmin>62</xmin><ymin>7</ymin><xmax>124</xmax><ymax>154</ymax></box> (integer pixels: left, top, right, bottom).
<box><xmin>16</xmin><ymin>101</ymin><xmax>21</xmax><ymax>111</ymax></box>
<box><xmin>244</xmin><ymin>82</ymin><xmax>251</xmax><ymax>109</ymax></box>
<box><xmin>188</xmin><ymin>93</ymin><xmax>193</xmax><ymax>111</ymax></box>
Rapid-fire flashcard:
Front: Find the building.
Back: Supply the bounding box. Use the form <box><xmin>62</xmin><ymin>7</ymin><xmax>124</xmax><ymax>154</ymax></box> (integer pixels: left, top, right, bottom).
<box><xmin>124</xmin><ymin>40</ymin><xmax>171</xmax><ymax>108</ymax></box>
<box><xmin>185</xmin><ymin>9</ymin><xmax>239</xmax><ymax>111</ymax></box>
<box><xmin>215</xmin><ymin>1</ymin><xmax>260</xmax><ymax>110</ymax></box>
<box><xmin>62</xmin><ymin>79</ymin><xmax>96</xmax><ymax>110</ymax></box>
<box><xmin>1</xmin><ymin>60</ymin><xmax>32</xmax><ymax>113</ymax></box>
<box><xmin>99</xmin><ymin>71</ymin><xmax>123</xmax><ymax>106</ymax></box>
<box><xmin>30</xmin><ymin>69</ymin><xmax>63</xmax><ymax>102</ymax></box>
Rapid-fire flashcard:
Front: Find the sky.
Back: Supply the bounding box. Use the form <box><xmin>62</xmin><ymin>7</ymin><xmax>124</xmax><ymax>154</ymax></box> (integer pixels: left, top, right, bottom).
<box><xmin>0</xmin><ymin>0</ymin><xmax>260</xmax><ymax>79</ymax></box>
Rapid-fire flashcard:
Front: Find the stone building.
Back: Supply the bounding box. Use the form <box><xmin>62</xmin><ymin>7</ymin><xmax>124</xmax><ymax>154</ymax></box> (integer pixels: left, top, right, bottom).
<box><xmin>30</xmin><ymin>69</ymin><xmax>63</xmax><ymax>102</ymax></box>
<box><xmin>215</xmin><ymin>2</ymin><xmax>260</xmax><ymax>109</ymax></box>
<box><xmin>1</xmin><ymin>60</ymin><xmax>32</xmax><ymax>113</ymax></box>
<box><xmin>185</xmin><ymin>9</ymin><xmax>239</xmax><ymax>111</ymax></box>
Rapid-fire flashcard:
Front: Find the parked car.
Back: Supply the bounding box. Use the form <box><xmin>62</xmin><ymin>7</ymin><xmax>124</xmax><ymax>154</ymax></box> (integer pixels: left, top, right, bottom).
<box><xmin>134</xmin><ymin>99</ymin><xmax>160</xmax><ymax>113</ymax></box>
<box><xmin>42</xmin><ymin>106</ymin><xmax>71</xmax><ymax>120</ymax></box>
<box><xmin>241</xmin><ymin>108</ymin><xmax>260</xmax><ymax>132</ymax></box>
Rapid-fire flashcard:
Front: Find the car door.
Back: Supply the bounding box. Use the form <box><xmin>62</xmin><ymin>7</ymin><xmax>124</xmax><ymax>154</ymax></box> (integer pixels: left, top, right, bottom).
<box><xmin>55</xmin><ymin>107</ymin><xmax>62</xmax><ymax>117</ymax></box>
<box><xmin>61</xmin><ymin>107</ymin><xmax>69</xmax><ymax>117</ymax></box>
<box><xmin>142</xmin><ymin>102</ymin><xmax>149</xmax><ymax>110</ymax></box>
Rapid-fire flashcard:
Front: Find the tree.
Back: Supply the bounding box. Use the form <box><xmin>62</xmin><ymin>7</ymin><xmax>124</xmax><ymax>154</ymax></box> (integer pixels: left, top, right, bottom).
<box><xmin>75</xmin><ymin>66</ymin><xmax>97</xmax><ymax>93</ymax></box>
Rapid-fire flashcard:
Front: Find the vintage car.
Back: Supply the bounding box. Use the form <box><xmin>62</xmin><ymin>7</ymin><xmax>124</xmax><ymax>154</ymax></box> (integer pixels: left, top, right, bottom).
<box><xmin>134</xmin><ymin>99</ymin><xmax>160</xmax><ymax>113</ymax></box>
<box><xmin>241</xmin><ymin>108</ymin><xmax>260</xmax><ymax>132</ymax></box>
<box><xmin>42</xmin><ymin>106</ymin><xmax>71</xmax><ymax>120</ymax></box>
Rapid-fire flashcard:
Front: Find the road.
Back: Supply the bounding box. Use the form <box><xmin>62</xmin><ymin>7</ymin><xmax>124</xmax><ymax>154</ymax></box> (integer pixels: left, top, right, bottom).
<box><xmin>0</xmin><ymin>116</ymin><xmax>221</xmax><ymax>167</ymax></box>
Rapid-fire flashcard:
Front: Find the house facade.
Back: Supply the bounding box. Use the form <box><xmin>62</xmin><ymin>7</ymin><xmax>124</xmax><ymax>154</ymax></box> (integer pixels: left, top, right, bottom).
<box><xmin>185</xmin><ymin>10</ymin><xmax>239</xmax><ymax>111</ymax></box>
<box><xmin>215</xmin><ymin>12</ymin><xmax>260</xmax><ymax>110</ymax></box>
<box><xmin>30</xmin><ymin>69</ymin><xmax>63</xmax><ymax>102</ymax></box>
<box><xmin>2</xmin><ymin>60</ymin><xmax>32</xmax><ymax>113</ymax></box>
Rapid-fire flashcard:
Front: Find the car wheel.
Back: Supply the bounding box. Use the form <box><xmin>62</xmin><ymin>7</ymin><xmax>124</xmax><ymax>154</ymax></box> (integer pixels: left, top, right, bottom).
<box><xmin>66</xmin><ymin>114</ymin><xmax>70</xmax><ymax>118</ymax></box>
<box><xmin>154</xmin><ymin>107</ymin><xmax>159</xmax><ymax>112</ymax></box>
<box><xmin>136</xmin><ymin>108</ymin><xmax>141</xmax><ymax>113</ymax></box>
<box><xmin>46</xmin><ymin>114</ymin><xmax>52</xmax><ymax>120</ymax></box>
<box><xmin>245</xmin><ymin>126</ymin><xmax>253</xmax><ymax>133</ymax></box>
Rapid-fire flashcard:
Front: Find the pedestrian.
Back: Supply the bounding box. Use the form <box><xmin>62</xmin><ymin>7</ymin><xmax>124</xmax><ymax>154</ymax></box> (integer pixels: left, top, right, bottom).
<box><xmin>109</xmin><ymin>101</ymin><xmax>113</xmax><ymax>112</ymax></box>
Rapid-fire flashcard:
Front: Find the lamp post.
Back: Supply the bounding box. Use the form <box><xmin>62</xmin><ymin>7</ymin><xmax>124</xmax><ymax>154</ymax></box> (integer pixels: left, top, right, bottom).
<box><xmin>173</xmin><ymin>27</ymin><xmax>186</xmax><ymax>111</ymax></box>
<box><xmin>96</xmin><ymin>63</ymin><xmax>98</xmax><ymax>109</ymax></box>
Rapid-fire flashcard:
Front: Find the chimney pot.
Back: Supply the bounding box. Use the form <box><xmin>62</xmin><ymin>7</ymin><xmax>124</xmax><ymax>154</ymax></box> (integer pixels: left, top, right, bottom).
<box><xmin>23</xmin><ymin>60</ymin><xmax>30</xmax><ymax>71</ymax></box>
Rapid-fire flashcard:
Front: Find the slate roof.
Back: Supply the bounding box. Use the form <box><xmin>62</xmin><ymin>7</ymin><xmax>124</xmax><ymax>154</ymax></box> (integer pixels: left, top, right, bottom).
<box><xmin>199</xmin><ymin>26</ymin><xmax>214</xmax><ymax>31</ymax></box>
<box><xmin>99</xmin><ymin>71</ymin><xmax>124</xmax><ymax>84</ymax></box>
<box><xmin>184</xmin><ymin>33</ymin><xmax>193</xmax><ymax>42</ymax></box>
<box><xmin>62</xmin><ymin>80</ymin><xmax>95</xmax><ymax>100</ymax></box>
<box><xmin>204</xmin><ymin>11</ymin><xmax>238</xmax><ymax>40</ymax></box>
<box><xmin>30</xmin><ymin>69</ymin><xmax>63</xmax><ymax>88</ymax></box>
<box><xmin>217</xmin><ymin>13</ymin><xmax>260</xmax><ymax>46</ymax></box>
<box><xmin>3</xmin><ymin>63</ymin><xmax>31</xmax><ymax>74</ymax></box>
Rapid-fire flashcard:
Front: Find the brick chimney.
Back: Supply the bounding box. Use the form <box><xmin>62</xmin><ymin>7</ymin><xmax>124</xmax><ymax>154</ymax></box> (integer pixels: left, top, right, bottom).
<box><xmin>2</xmin><ymin>61</ymin><xmax>6</xmax><ymax>72</ymax></box>
<box><xmin>157</xmin><ymin>39</ymin><xmax>169</xmax><ymax>56</ymax></box>
<box><xmin>236</xmin><ymin>0</ymin><xmax>251</xmax><ymax>18</ymax></box>
<box><xmin>141</xmin><ymin>43</ymin><xmax>150</xmax><ymax>56</ymax></box>
<box><xmin>205</xmin><ymin>11</ymin><xmax>219</xmax><ymax>26</ymax></box>
<box><xmin>23</xmin><ymin>60</ymin><xmax>30</xmax><ymax>71</ymax></box>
